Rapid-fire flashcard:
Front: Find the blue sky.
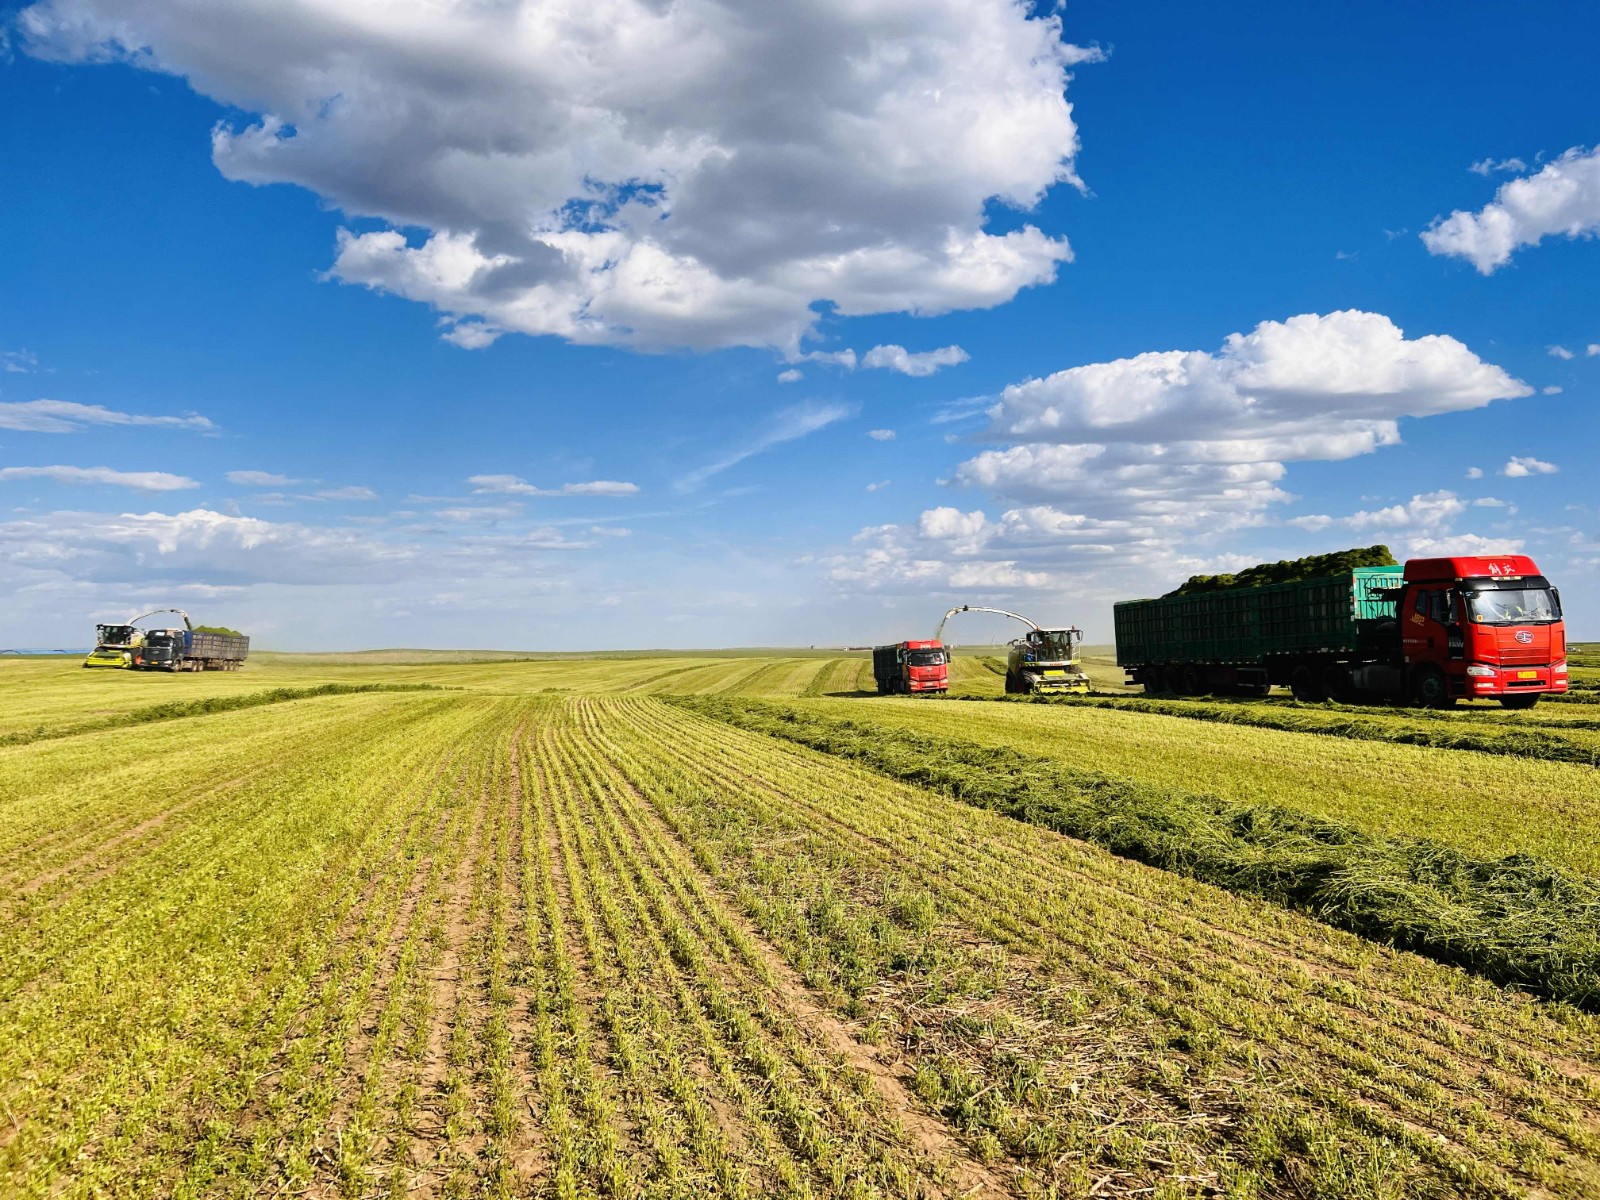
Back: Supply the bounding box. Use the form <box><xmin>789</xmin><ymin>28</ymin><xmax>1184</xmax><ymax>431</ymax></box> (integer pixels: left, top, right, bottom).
<box><xmin>1</xmin><ymin>0</ymin><xmax>1596</xmax><ymax>649</ymax></box>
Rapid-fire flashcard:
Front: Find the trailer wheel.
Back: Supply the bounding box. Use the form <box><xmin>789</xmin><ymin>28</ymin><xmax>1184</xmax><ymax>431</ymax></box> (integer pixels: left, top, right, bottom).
<box><xmin>1411</xmin><ymin>666</ymin><xmax>1456</xmax><ymax>709</ymax></box>
<box><xmin>1498</xmin><ymin>695</ymin><xmax>1539</xmax><ymax>710</ymax></box>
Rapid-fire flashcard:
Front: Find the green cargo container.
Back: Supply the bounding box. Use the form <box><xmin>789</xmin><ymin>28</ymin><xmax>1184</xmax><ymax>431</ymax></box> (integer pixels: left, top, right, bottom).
<box><xmin>1115</xmin><ymin>566</ymin><xmax>1403</xmax><ymax>668</ymax></box>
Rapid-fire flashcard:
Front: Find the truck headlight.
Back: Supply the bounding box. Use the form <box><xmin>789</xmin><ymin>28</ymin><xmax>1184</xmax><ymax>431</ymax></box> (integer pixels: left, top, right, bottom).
<box><xmin>1465</xmin><ymin>664</ymin><xmax>1497</xmax><ymax>677</ymax></box>
<box><xmin>1553</xmin><ymin>660</ymin><xmax>1567</xmax><ymax>675</ymax></box>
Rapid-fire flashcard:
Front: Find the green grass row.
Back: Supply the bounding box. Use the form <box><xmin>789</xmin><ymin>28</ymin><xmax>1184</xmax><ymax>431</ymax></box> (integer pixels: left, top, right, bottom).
<box><xmin>0</xmin><ymin>682</ymin><xmax>449</xmax><ymax>748</ymax></box>
<box><xmin>675</xmin><ymin>695</ymin><xmax>1600</xmax><ymax>1011</ymax></box>
<box><xmin>988</xmin><ymin>694</ymin><xmax>1600</xmax><ymax>766</ymax></box>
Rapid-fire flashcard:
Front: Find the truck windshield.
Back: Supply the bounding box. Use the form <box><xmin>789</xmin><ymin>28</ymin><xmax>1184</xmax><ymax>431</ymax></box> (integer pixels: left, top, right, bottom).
<box><xmin>1463</xmin><ymin>588</ymin><xmax>1561</xmax><ymax>625</ymax></box>
<box><xmin>906</xmin><ymin>650</ymin><xmax>945</xmax><ymax>666</ymax></box>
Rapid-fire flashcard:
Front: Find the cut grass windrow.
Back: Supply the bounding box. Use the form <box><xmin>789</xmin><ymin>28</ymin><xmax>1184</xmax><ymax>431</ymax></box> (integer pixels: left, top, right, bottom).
<box><xmin>0</xmin><ymin>681</ymin><xmax>450</xmax><ymax>748</ymax></box>
<box><xmin>989</xmin><ymin>694</ymin><xmax>1600</xmax><ymax>767</ymax></box>
<box><xmin>673</xmin><ymin>695</ymin><xmax>1600</xmax><ymax>1011</ymax></box>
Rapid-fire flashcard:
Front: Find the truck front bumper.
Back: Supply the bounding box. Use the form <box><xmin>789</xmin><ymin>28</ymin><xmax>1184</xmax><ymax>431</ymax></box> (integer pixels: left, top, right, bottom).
<box><xmin>1465</xmin><ymin>665</ymin><xmax>1567</xmax><ymax>696</ymax></box>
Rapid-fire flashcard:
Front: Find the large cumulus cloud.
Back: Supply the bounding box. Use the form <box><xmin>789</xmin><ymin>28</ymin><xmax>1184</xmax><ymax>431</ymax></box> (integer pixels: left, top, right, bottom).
<box><xmin>17</xmin><ymin>0</ymin><xmax>1096</xmax><ymax>351</ymax></box>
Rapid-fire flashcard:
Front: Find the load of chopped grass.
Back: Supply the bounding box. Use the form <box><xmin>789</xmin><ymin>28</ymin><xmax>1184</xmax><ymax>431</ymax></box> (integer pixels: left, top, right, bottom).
<box><xmin>191</xmin><ymin>624</ymin><xmax>246</xmax><ymax>637</ymax></box>
<box><xmin>1164</xmin><ymin>544</ymin><xmax>1397</xmax><ymax>597</ymax></box>
<box><xmin>674</xmin><ymin>694</ymin><xmax>1600</xmax><ymax>1010</ymax></box>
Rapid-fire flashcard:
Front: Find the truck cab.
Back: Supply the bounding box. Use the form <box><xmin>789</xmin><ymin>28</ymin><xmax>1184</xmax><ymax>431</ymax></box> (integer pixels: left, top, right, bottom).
<box><xmin>1397</xmin><ymin>555</ymin><xmax>1566</xmax><ymax>708</ymax></box>
<box><xmin>872</xmin><ymin>639</ymin><xmax>950</xmax><ymax>694</ymax></box>
<box><xmin>137</xmin><ymin>628</ymin><xmax>192</xmax><ymax>670</ymax></box>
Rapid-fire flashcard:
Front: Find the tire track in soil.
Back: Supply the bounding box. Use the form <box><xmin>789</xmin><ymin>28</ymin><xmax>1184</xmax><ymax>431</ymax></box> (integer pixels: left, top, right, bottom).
<box><xmin>484</xmin><ymin>725</ymin><xmax>551</xmax><ymax>1190</ymax></box>
<box><xmin>402</xmin><ymin>741</ymin><xmax>503</xmax><ymax>1197</ymax></box>
<box><xmin>287</xmin><ymin>754</ymin><xmax>476</xmax><ymax>1197</ymax></box>
<box><xmin>570</xmin><ymin>698</ymin><xmax>1012</xmax><ymax>1199</ymax></box>
<box><xmin>0</xmin><ymin>773</ymin><xmax>255</xmax><ymax>900</ymax></box>
<box><xmin>616</xmin><ymin>698</ymin><xmax>1600</xmax><ymax>1198</ymax></box>
<box><xmin>655</xmin><ymin>698</ymin><xmax>1600</xmax><ymax>1096</ymax></box>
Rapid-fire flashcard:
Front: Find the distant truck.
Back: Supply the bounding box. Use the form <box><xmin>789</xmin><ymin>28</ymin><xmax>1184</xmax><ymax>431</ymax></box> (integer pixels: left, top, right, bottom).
<box><xmin>84</xmin><ymin>609</ymin><xmax>250</xmax><ymax>672</ymax></box>
<box><xmin>1115</xmin><ymin>554</ymin><xmax>1567</xmax><ymax>709</ymax></box>
<box><xmin>872</xmin><ymin>640</ymin><xmax>949</xmax><ymax>695</ymax></box>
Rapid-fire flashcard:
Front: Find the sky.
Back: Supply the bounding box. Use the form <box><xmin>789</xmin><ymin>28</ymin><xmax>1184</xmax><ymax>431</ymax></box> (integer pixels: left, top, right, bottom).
<box><xmin>1</xmin><ymin>0</ymin><xmax>1596</xmax><ymax>651</ymax></box>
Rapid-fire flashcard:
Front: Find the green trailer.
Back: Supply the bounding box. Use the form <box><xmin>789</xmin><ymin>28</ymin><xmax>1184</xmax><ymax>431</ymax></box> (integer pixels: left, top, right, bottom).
<box><xmin>1114</xmin><ymin>566</ymin><xmax>1403</xmax><ymax>699</ymax></box>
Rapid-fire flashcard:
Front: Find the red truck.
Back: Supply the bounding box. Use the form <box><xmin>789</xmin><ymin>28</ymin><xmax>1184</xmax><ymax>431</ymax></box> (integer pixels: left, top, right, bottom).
<box><xmin>1115</xmin><ymin>553</ymin><xmax>1567</xmax><ymax>708</ymax></box>
<box><xmin>872</xmin><ymin>640</ymin><xmax>949</xmax><ymax>695</ymax></box>
<box><xmin>1397</xmin><ymin>554</ymin><xmax>1566</xmax><ymax>708</ymax></box>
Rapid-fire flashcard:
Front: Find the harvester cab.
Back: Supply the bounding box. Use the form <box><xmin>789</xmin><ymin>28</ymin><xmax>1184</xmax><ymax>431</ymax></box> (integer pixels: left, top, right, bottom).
<box><xmin>1009</xmin><ymin>626</ymin><xmax>1089</xmax><ymax>695</ymax></box>
<box><xmin>934</xmin><ymin>605</ymin><xmax>1090</xmax><ymax>695</ymax></box>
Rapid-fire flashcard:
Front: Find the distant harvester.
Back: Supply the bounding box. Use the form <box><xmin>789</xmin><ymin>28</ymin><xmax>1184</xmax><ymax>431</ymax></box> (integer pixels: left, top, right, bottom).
<box><xmin>84</xmin><ymin>608</ymin><xmax>250</xmax><ymax>672</ymax></box>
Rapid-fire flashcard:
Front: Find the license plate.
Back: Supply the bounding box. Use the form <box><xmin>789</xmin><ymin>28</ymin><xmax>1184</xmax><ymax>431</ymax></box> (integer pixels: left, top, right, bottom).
<box><xmin>1517</xmin><ymin>671</ymin><xmax>1538</xmax><ymax>679</ymax></box>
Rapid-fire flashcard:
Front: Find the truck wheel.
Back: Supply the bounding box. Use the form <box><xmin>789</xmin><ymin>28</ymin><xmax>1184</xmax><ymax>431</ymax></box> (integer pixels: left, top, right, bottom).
<box><xmin>1321</xmin><ymin>666</ymin><xmax>1354</xmax><ymax>704</ymax></box>
<box><xmin>1179</xmin><ymin>665</ymin><xmax>1202</xmax><ymax>696</ymax></box>
<box><xmin>1289</xmin><ymin>666</ymin><xmax>1327</xmax><ymax>703</ymax></box>
<box><xmin>1004</xmin><ymin>671</ymin><xmax>1018</xmax><ymax>694</ymax></box>
<box><xmin>1498</xmin><ymin>695</ymin><xmax>1539</xmax><ymax>710</ymax></box>
<box><xmin>1411</xmin><ymin>666</ymin><xmax>1456</xmax><ymax>709</ymax></box>
<box><xmin>1162</xmin><ymin>665</ymin><xmax>1184</xmax><ymax>695</ymax></box>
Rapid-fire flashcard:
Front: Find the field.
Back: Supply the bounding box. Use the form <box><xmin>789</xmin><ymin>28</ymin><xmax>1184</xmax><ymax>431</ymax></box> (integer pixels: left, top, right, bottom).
<box><xmin>4</xmin><ymin>652</ymin><xmax>1599</xmax><ymax>1199</ymax></box>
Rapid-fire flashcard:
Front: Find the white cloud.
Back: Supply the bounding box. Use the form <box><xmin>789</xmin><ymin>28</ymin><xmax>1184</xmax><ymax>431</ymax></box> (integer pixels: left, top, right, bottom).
<box><xmin>860</xmin><ymin>344</ymin><xmax>971</xmax><ymax>377</ymax></box>
<box><xmin>1466</xmin><ymin>466</ymin><xmax>1484</xmax><ymax>480</ymax></box>
<box><xmin>1543</xmin><ymin>385</ymin><xmax>1564</xmax><ymax>395</ymax></box>
<box><xmin>804</xmin><ymin>350</ymin><xmax>859</xmax><ymax>370</ymax></box>
<box><xmin>2</xmin><ymin>350</ymin><xmax>39</xmax><ymax>374</ymax></box>
<box><xmin>1502</xmin><ymin>456</ymin><xmax>1558</xmax><ymax>478</ymax></box>
<box><xmin>588</xmin><ymin>525</ymin><xmax>631</xmax><ymax>538</ymax></box>
<box><xmin>0</xmin><ymin>465</ymin><xmax>199</xmax><ymax>491</ymax></box>
<box><xmin>1589</xmin><ymin>344</ymin><xmax>1600</xmax><ymax>357</ymax></box>
<box><xmin>986</xmin><ymin>310</ymin><xmax>1528</xmax><ymax>447</ymax></box>
<box><xmin>1469</xmin><ymin>156</ymin><xmax>1527</xmax><ymax>176</ymax></box>
<box><xmin>1423</xmin><ymin>145</ymin><xmax>1600</xmax><ymax>273</ymax></box>
<box><xmin>469</xmin><ymin>475</ymin><xmax>639</xmax><ymax>497</ymax></box>
<box><xmin>1405</xmin><ymin>532</ymin><xmax>1525</xmax><ymax>557</ymax></box>
<box><xmin>1288</xmin><ymin>490</ymin><xmax>1466</xmax><ymax>532</ymax></box>
<box><xmin>0</xmin><ymin>398</ymin><xmax>213</xmax><ymax>433</ymax></box>
<box><xmin>865</xmin><ymin>480</ymin><xmax>890</xmax><ymax>492</ymax></box>
<box><xmin>18</xmin><ymin>0</ymin><xmax>1094</xmax><ymax>352</ymax></box>
<box><xmin>432</xmin><ymin>505</ymin><xmax>521</xmax><ymax>522</ymax></box>
<box><xmin>227</xmin><ymin>470</ymin><xmax>299</xmax><ymax>486</ymax></box>
<box><xmin>1549</xmin><ymin>345</ymin><xmax>1575</xmax><ymax>360</ymax></box>
<box><xmin>867</xmin><ymin>428</ymin><xmax>896</xmax><ymax>441</ymax></box>
<box><xmin>776</xmin><ymin>369</ymin><xmax>803</xmax><ymax>384</ymax></box>
<box><xmin>439</xmin><ymin>321</ymin><xmax>503</xmax><ymax>350</ymax></box>
<box><xmin>1471</xmin><ymin>497</ymin><xmax>1509</xmax><ymax>508</ymax></box>
<box><xmin>675</xmin><ymin>401</ymin><xmax>852</xmax><ymax>492</ymax></box>
<box><xmin>918</xmin><ymin>505</ymin><xmax>995</xmax><ymax>554</ymax></box>
<box><xmin>313</xmin><ymin>485</ymin><xmax>378</xmax><ymax>500</ymax></box>
<box><xmin>962</xmin><ymin>310</ymin><xmax>1526</xmax><ymax>521</ymax></box>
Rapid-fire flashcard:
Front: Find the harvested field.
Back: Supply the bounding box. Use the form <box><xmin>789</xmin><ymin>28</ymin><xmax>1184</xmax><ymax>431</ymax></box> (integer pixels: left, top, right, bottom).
<box><xmin>5</xmin><ymin>655</ymin><xmax>1600</xmax><ymax>1198</ymax></box>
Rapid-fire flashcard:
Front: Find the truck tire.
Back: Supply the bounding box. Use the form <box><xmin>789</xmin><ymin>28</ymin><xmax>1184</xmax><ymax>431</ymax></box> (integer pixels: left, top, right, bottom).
<box><xmin>1179</xmin><ymin>665</ymin><xmax>1202</xmax><ymax>696</ymax></box>
<box><xmin>1161</xmin><ymin>665</ymin><xmax>1184</xmax><ymax>695</ymax></box>
<box><xmin>1004</xmin><ymin>671</ymin><xmax>1019</xmax><ymax>694</ymax></box>
<box><xmin>1321</xmin><ymin>665</ymin><xmax>1354</xmax><ymax>704</ymax></box>
<box><xmin>1498</xmin><ymin>695</ymin><xmax>1539</xmax><ymax>710</ymax></box>
<box><xmin>1289</xmin><ymin>666</ymin><xmax>1327</xmax><ymax>703</ymax></box>
<box><xmin>1411</xmin><ymin>665</ymin><xmax>1456</xmax><ymax>709</ymax></box>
